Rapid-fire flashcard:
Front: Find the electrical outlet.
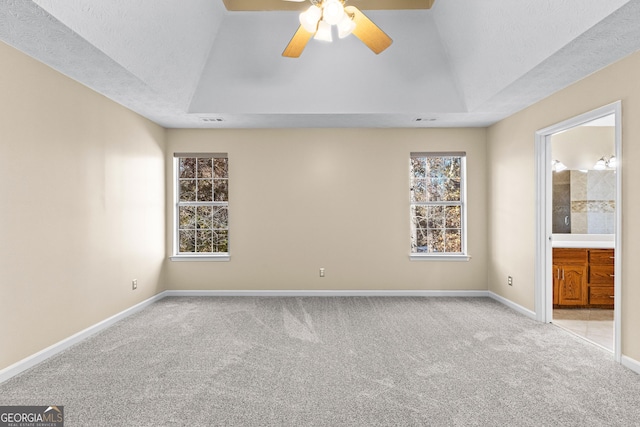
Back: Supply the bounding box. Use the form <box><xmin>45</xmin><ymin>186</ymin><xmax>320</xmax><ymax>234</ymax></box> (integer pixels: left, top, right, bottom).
<box><xmin>508</xmin><ymin>276</ymin><xmax>513</xmax><ymax>286</ymax></box>
<box><xmin>319</xmin><ymin>268</ymin><xmax>325</xmax><ymax>278</ymax></box>
<box><xmin>132</xmin><ymin>279</ymin><xmax>138</xmax><ymax>290</ymax></box>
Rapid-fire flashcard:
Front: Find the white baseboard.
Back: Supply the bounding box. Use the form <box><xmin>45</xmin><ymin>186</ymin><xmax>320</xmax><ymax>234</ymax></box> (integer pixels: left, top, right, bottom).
<box><xmin>163</xmin><ymin>289</ymin><xmax>491</xmax><ymax>297</ymax></box>
<box><xmin>0</xmin><ymin>292</ymin><xmax>166</xmax><ymax>384</ymax></box>
<box><xmin>488</xmin><ymin>291</ymin><xmax>537</xmax><ymax>320</ymax></box>
<box><xmin>622</xmin><ymin>355</ymin><xmax>640</xmax><ymax>375</ymax></box>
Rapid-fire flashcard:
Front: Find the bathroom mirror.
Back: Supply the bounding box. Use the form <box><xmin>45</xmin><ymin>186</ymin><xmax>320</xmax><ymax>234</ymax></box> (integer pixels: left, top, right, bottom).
<box><xmin>551</xmin><ymin>114</ymin><xmax>616</xmax><ymax>234</ymax></box>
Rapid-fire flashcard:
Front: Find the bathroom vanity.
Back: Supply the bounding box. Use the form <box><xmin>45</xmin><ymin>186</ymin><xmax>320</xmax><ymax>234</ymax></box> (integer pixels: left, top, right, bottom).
<box><xmin>552</xmin><ymin>235</ymin><xmax>614</xmax><ymax>308</ymax></box>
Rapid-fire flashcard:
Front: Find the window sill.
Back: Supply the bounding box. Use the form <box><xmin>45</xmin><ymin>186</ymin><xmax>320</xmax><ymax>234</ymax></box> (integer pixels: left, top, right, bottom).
<box><xmin>410</xmin><ymin>254</ymin><xmax>471</xmax><ymax>262</ymax></box>
<box><xmin>170</xmin><ymin>254</ymin><xmax>230</xmax><ymax>262</ymax></box>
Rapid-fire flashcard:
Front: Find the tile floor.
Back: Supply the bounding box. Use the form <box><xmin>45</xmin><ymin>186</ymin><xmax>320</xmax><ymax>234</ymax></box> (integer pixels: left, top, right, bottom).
<box><xmin>553</xmin><ymin>308</ymin><xmax>614</xmax><ymax>351</ymax></box>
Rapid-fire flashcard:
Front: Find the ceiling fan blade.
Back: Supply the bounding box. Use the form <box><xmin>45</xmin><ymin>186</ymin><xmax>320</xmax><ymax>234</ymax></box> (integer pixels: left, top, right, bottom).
<box><xmin>344</xmin><ymin>5</ymin><xmax>392</xmax><ymax>54</ymax></box>
<box><xmin>282</xmin><ymin>25</ymin><xmax>314</xmax><ymax>57</ymax></box>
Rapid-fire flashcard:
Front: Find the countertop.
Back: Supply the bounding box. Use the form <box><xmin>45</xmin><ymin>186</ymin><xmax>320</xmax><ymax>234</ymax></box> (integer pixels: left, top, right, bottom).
<box><xmin>551</xmin><ymin>234</ymin><xmax>615</xmax><ymax>249</ymax></box>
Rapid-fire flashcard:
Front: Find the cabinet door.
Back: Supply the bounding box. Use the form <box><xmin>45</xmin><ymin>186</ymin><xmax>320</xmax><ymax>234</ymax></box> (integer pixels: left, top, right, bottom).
<box><xmin>558</xmin><ymin>265</ymin><xmax>587</xmax><ymax>306</ymax></box>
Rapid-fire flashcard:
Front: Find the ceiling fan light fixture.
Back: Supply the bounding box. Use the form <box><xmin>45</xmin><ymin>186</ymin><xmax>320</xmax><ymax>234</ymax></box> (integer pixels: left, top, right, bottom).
<box><xmin>314</xmin><ymin>20</ymin><xmax>333</xmax><ymax>42</ymax></box>
<box><xmin>299</xmin><ymin>5</ymin><xmax>322</xmax><ymax>33</ymax></box>
<box><xmin>322</xmin><ymin>0</ymin><xmax>345</xmax><ymax>25</ymax></box>
<box><xmin>337</xmin><ymin>14</ymin><xmax>356</xmax><ymax>38</ymax></box>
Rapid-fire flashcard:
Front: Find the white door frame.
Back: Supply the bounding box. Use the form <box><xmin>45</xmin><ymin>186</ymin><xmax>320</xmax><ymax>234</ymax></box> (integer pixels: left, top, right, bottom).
<box><xmin>534</xmin><ymin>101</ymin><xmax>622</xmax><ymax>362</ymax></box>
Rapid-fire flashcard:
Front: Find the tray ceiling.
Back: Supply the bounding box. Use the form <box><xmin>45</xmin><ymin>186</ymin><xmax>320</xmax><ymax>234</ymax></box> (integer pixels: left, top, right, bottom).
<box><xmin>222</xmin><ymin>0</ymin><xmax>436</xmax><ymax>11</ymax></box>
<box><xmin>1</xmin><ymin>0</ymin><xmax>639</xmax><ymax>129</ymax></box>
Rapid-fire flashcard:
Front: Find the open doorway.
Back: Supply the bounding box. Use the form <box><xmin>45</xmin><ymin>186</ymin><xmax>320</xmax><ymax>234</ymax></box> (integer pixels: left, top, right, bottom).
<box><xmin>535</xmin><ymin>102</ymin><xmax>622</xmax><ymax>361</ymax></box>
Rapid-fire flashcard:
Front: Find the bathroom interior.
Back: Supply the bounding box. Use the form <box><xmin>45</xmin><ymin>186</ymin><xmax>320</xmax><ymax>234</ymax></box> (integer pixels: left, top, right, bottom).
<box><xmin>551</xmin><ymin>114</ymin><xmax>616</xmax><ymax>351</ymax></box>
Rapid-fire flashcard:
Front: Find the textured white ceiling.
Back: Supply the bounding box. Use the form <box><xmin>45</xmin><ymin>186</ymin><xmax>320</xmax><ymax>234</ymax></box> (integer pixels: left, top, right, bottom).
<box><xmin>1</xmin><ymin>0</ymin><xmax>639</xmax><ymax>128</ymax></box>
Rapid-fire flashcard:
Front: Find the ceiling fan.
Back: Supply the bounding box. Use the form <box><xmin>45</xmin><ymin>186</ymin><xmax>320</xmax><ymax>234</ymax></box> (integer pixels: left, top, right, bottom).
<box><xmin>282</xmin><ymin>0</ymin><xmax>392</xmax><ymax>57</ymax></box>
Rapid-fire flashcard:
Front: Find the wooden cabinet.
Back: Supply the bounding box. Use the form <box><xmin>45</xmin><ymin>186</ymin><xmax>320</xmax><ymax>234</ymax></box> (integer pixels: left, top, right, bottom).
<box><xmin>553</xmin><ymin>248</ymin><xmax>588</xmax><ymax>306</ymax></box>
<box><xmin>553</xmin><ymin>248</ymin><xmax>614</xmax><ymax>308</ymax></box>
<box><xmin>588</xmin><ymin>249</ymin><xmax>614</xmax><ymax>307</ymax></box>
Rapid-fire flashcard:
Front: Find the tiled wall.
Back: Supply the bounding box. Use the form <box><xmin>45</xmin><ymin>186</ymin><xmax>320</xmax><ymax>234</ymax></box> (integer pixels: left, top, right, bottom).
<box><xmin>552</xmin><ymin>170</ymin><xmax>571</xmax><ymax>233</ymax></box>
<box><xmin>570</xmin><ymin>170</ymin><xmax>616</xmax><ymax>234</ymax></box>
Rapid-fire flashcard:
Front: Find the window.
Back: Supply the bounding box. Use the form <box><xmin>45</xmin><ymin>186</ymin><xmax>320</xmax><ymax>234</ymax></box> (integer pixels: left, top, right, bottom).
<box><xmin>410</xmin><ymin>152</ymin><xmax>467</xmax><ymax>259</ymax></box>
<box><xmin>173</xmin><ymin>153</ymin><xmax>229</xmax><ymax>259</ymax></box>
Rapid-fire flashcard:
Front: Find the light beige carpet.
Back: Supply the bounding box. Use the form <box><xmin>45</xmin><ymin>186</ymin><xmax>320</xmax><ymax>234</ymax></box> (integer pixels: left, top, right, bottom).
<box><xmin>1</xmin><ymin>297</ymin><xmax>639</xmax><ymax>426</ymax></box>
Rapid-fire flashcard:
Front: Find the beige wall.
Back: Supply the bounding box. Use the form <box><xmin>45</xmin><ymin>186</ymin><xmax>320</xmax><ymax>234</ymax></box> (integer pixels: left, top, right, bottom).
<box><xmin>488</xmin><ymin>50</ymin><xmax>640</xmax><ymax>361</ymax></box>
<box><xmin>0</xmin><ymin>42</ymin><xmax>166</xmax><ymax>370</ymax></box>
<box><xmin>164</xmin><ymin>128</ymin><xmax>488</xmax><ymax>291</ymax></box>
<box><xmin>552</xmin><ymin>126</ymin><xmax>615</xmax><ymax>171</ymax></box>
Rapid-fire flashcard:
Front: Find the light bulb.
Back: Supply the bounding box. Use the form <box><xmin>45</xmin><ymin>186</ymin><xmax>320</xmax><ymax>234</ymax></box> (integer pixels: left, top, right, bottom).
<box><xmin>323</xmin><ymin>0</ymin><xmax>345</xmax><ymax>25</ymax></box>
<box><xmin>314</xmin><ymin>20</ymin><xmax>333</xmax><ymax>42</ymax></box>
<box><xmin>594</xmin><ymin>157</ymin><xmax>607</xmax><ymax>170</ymax></box>
<box><xmin>299</xmin><ymin>5</ymin><xmax>322</xmax><ymax>33</ymax></box>
<box><xmin>553</xmin><ymin>160</ymin><xmax>567</xmax><ymax>173</ymax></box>
<box><xmin>337</xmin><ymin>14</ymin><xmax>356</xmax><ymax>38</ymax></box>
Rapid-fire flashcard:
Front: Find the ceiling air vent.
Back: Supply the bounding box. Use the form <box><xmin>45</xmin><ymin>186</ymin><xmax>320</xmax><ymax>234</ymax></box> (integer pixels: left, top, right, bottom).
<box><xmin>414</xmin><ymin>118</ymin><xmax>437</xmax><ymax>122</ymax></box>
<box><xmin>200</xmin><ymin>117</ymin><xmax>224</xmax><ymax>123</ymax></box>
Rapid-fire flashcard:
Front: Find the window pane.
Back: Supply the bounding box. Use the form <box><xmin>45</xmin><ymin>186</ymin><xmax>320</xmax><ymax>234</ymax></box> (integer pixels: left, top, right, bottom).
<box><xmin>197</xmin><ymin>179</ymin><xmax>213</xmax><ymax>202</ymax></box>
<box><xmin>427</xmin><ymin>178</ymin><xmax>445</xmax><ymax>201</ymax></box>
<box><xmin>196</xmin><ymin>230</ymin><xmax>213</xmax><ymax>252</ymax></box>
<box><xmin>179</xmin><ymin>230</ymin><xmax>195</xmax><ymax>252</ymax></box>
<box><xmin>445</xmin><ymin>206</ymin><xmax>461</xmax><ymax>229</ymax></box>
<box><xmin>179</xmin><ymin>206</ymin><xmax>196</xmax><ymax>229</ymax></box>
<box><xmin>411</xmin><ymin>157</ymin><xmax>426</xmax><ymax>179</ymax></box>
<box><xmin>427</xmin><ymin>206</ymin><xmax>445</xmax><ymax>229</ymax></box>
<box><xmin>179</xmin><ymin>180</ymin><xmax>196</xmax><ymax>202</ymax></box>
<box><xmin>428</xmin><ymin>229</ymin><xmax>445</xmax><ymax>253</ymax></box>
<box><xmin>197</xmin><ymin>158</ymin><xmax>213</xmax><ymax>178</ymax></box>
<box><xmin>214</xmin><ymin>230</ymin><xmax>229</xmax><ymax>252</ymax></box>
<box><xmin>413</xmin><ymin>228</ymin><xmax>428</xmax><ymax>253</ymax></box>
<box><xmin>197</xmin><ymin>206</ymin><xmax>213</xmax><ymax>229</ymax></box>
<box><xmin>212</xmin><ymin>206</ymin><xmax>228</xmax><ymax>229</ymax></box>
<box><xmin>411</xmin><ymin>180</ymin><xmax>427</xmax><ymax>203</ymax></box>
<box><xmin>214</xmin><ymin>158</ymin><xmax>228</xmax><ymax>178</ymax></box>
<box><xmin>179</xmin><ymin>158</ymin><xmax>196</xmax><ymax>179</ymax></box>
<box><xmin>411</xmin><ymin>206</ymin><xmax>428</xmax><ymax>229</ymax></box>
<box><xmin>445</xmin><ymin>229</ymin><xmax>462</xmax><ymax>253</ymax></box>
<box><xmin>444</xmin><ymin>179</ymin><xmax>461</xmax><ymax>202</ymax></box>
<box><xmin>214</xmin><ymin>180</ymin><xmax>229</xmax><ymax>202</ymax></box>
<box><xmin>429</xmin><ymin>156</ymin><xmax>460</xmax><ymax>179</ymax></box>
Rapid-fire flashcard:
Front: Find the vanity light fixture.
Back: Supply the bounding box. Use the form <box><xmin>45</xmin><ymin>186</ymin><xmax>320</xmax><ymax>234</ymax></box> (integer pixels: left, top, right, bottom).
<box><xmin>594</xmin><ymin>155</ymin><xmax>616</xmax><ymax>170</ymax></box>
<box><xmin>552</xmin><ymin>160</ymin><xmax>568</xmax><ymax>172</ymax></box>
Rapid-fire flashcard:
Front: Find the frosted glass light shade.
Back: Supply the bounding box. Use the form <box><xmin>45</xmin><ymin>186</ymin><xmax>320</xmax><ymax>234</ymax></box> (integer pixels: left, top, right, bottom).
<box><xmin>552</xmin><ymin>160</ymin><xmax>567</xmax><ymax>173</ymax></box>
<box><xmin>337</xmin><ymin>14</ymin><xmax>356</xmax><ymax>38</ymax></box>
<box><xmin>607</xmin><ymin>155</ymin><xmax>617</xmax><ymax>168</ymax></box>
<box><xmin>299</xmin><ymin>5</ymin><xmax>322</xmax><ymax>33</ymax></box>
<box><xmin>314</xmin><ymin>20</ymin><xmax>333</xmax><ymax>42</ymax></box>
<box><xmin>323</xmin><ymin>0</ymin><xmax>345</xmax><ymax>25</ymax></box>
<box><xmin>593</xmin><ymin>157</ymin><xmax>607</xmax><ymax>170</ymax></box>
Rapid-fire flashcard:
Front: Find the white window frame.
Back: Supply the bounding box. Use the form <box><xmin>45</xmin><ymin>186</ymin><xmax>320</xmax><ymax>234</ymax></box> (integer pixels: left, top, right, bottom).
<box><xmin>170</xmin><ymin>153</ymin><xmax>230</xmax><ymax>262</ymax></box>
<box><xmin>409</xmin><ymin>152</ymin><xmax>470</xmax><ymax>261</ymax></box>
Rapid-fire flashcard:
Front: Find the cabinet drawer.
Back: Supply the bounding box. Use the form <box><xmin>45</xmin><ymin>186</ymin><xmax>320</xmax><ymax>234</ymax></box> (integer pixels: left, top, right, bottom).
<box><xmin>589</xmin><ymin>286</ymin><xmax>614</xmax><ymax>305</ymax></box>
<box><xmin>589</xmin><ymin>249</ymin><xmax>614</xmax><ymax>265</ymax></box>
<box><xmin>590</xmin><ymin>265</ymin><xmax>614</xmax><ymax>285</ymax></box>
<box><xmin>553</xmin><ymin>248</ymin><xmax>587</xmax><ymax>264</ymax></box>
